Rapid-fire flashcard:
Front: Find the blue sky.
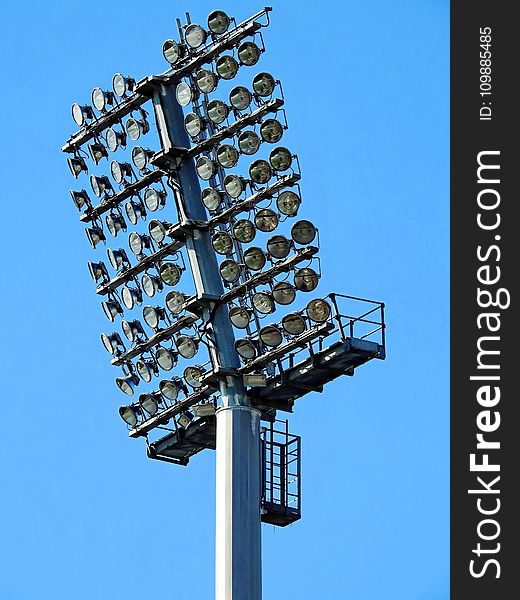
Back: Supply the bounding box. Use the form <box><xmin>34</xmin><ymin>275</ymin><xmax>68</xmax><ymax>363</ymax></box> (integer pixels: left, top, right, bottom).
<box><xmin>0</xmin><ymin>1</ymin><xmax>448</xmax><ymax>598</ymax></box>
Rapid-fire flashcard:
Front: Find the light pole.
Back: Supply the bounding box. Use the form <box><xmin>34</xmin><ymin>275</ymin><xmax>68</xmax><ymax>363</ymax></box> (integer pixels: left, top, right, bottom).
<box><xmin>62</xmin><ymin>7</ymin><xmax>386</xmax><ymax>600</ymax></box>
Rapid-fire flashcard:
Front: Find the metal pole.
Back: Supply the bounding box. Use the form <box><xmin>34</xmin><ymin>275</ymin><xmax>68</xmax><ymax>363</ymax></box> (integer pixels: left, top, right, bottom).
<box><xmin>152</xmin><ymin>82</ymin><xmax>262</xmax><ymax>600</ymax></box>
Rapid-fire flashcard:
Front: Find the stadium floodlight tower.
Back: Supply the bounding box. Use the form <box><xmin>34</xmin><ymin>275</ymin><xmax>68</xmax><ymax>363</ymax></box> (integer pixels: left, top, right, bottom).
<box><xmin>61</xmin><ymin>7</ymin><xmax>386</xmax><ymax>599</ymax></box>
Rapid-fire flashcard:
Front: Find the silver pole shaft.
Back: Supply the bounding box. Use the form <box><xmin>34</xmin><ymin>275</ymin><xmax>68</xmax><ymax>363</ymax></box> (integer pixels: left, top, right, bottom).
<box><xmin>152</xmin><ymin>83</ymin><xmax>262</xmax><ymax>600</ymax></box>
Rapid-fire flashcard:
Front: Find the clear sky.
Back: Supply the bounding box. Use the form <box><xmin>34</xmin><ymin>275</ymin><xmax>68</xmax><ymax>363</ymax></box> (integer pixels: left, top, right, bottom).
<box><xmin>0</xmin><ymin>1</ymin><xmax>449</xmax><ymax>598</ymax></box>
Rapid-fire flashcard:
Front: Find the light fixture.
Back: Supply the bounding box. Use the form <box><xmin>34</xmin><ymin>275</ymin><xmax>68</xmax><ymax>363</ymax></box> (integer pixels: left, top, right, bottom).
<box><xmin>116</xmin><ymin>374</ymin><xmax>139</xmax><ymax>396</ymax></box>
<box><xmin>110</xmin><ymin>160</ymin><xmax>133</xmax><ymax>184</ymax></box>
<box><xmin>281</xmin><ymin>313</ymin><xmax>306</xmax><ymax>336</ymax></box>
<box><xmin>143</xmin><ymin>305</ymin><xmax>166</xmax><ymax>330</ymax></box>
<box><xmin>87</xmin><ymin>142</ymin><xmax>108</xmax><ymax>165</ymax></box>
<box><xmin>207</xmin><ymin>10</ymin><xmax>230</xmax><ymax>35</ymax></box>
<box><xmin>128</xmin><ymin>232</ymin><xmax>151</xmax><ymax>256</ymax></box>
<box><xmin>85</xmin><ymin>225</ymin><xmax>106</xmax><ymax>249</ymax></box>
<box><xmin>178</xmin><ymin>411</ymin><xmax>194</xmax><ymax>428</ymax></box>
<box><xmin>163</xmin><ymin>39</ymin><xmax>182</xmax><ymax>65</ymax></box>
<box><xmin>216</xmin><ymin>55</ymin><xmax>239</xmax><ymax>80</ymax></box>
<box><xmin>106</xmin><ymin>127</ymin><xmax>126</xmax><ymax>152</ymax></box>
<box><xmin>159</xmin><ymin>262</ymin><xmax>182</xmax><ymax>286</ymax></box>
<box><xmin>88</xmin><ymin>260</ymin><xmax>109</xmax><ymax>283</ymax></box>
<box><xmin>125</xmin><ymin>199</ymin><xmax>146</xmax><ymax>225</ymax></box>
<box><xmin>276</xmin><ymin>190</ymin><xmax>300</xmax><ymax>216</ymax></box>
<box><xmin>233</xmin><ymin>219</ymin><xmax>256</xmax><ymax>243</ymax></box>
<box><xmin>192</xmin><ymin>402</ymin><xmax>216</xmax><ymax>417</ymax></box>
<box><xmin>144</xmin><ymin>187</ymin><xmax>166</xmax><ymax>212</ymax></box>
<box><xmin>220</xmin><ymin>259</ymin><xmax>241</xmax><ymax>283</ymax></box>
<box><xmin>249</xmin><ymin>159</ymin><xmax>272</xmax><ymax>184</ymax></box>
<box><xmin>107</xmin><ymin>247</ymin><xmax>130</xmax><ymax>271</ymax></box>
<box><xmin>67</xmin><ymin>156</ymin><xmax>88</xmax><ymax>179</ymax></box>
<box><xmin>255</xmin><ymin>208</ymin><xmax>279</xmax><ymax>232</ymax></box>
<box><xmin>260</xmin><ymin>118</ymin><xmax>284</xmax><ymax>143</ymax></box>
<box><xmin>112</xmin><ymin>73</ymin><xmax>135</xmax><ymax>97</ymax></box>
<box><xmin>176</xmin><ymin>81</ymin><xmax>195</xmax><ymax>107</ymax></box>
<box><xmin>183</xmin><ymin>365</ymin><xmax>206</xmax><ymax>388</ymax></box>
<box><xmin>90</xmin><ymin>175</ymin><xmax>114</xmax><ymax>198</ymax></box>
<box><xmin>70</xmin><ymin>189</ymin><xmax>91</xmax><ymax>212</ymax></box>
<box><xmin>252</xmin><ymin>72</ymin><xmax>276</xmax><ymax>97</ymax></box>
<box><xmin>243</xmin><ymin>246</ymin><xmax>266</xmax><ymax>271</ymax></box>
<box><xmin>71</xmin><ymin>103</ymin><xmax>94</xmax><ymax>127</ymax></box>
<box><xmin>201</xmin><ymin>187</ymin><xmax>223</xmax><ymax>212</ymax></box>
<box><xmin>238</xmin><ymin>131</ymin><xmax>261</xmax><ymax>155</ymax></box>
<box><xmin>269</xmin><ymin>146</ymin><xmax>292</xmax><ymax>171</ymax></box>
<box><xmin>235</xmin><ymin>338</ymin><xmax>257</xmax><ymax>360</ymax></box>
<box><xmin>294</xmin><ymin>267</ymin><xmax>319</xmax><ymax>292</ymax></box>
<box><xmin>101</xmin><ymin>298</ymin><xmax>123</xmax><ymax>322</ymax></box>
<box><xmin>196</xmin><ymin>156</ymin><xmax>216</xmax><ymax>180</ymax></box>
<box><xmin>101</xmin><ymin>332</ymin><xmax>125</xmax><ymax>355</ymax></box>
<box><xmin>207</xmin><ymin>99</ymin><xmax>229</xmax><ymax>124</ymax></box>
<box><xmin>195</xmin><ymin>69</ymin><xmax>217</xmax><ymax>93</ymax></box>
<box><xmin>159</xmin><ymin>377</ymin><xmax>182</xmax><ymax>401</ymax></box>
<box><xmin>121</xmin><ymin>285</ymin><xmax>142</xmax><ymax>310</ymax></box>
<box><xmin>252</xmin><ymin>291</ymin><xmax>275</xmax><ymax>314</ymax></box>
<box><xmin>121</xmin><ymin>319</ymin><xmax>146</xmax><ymax>343</ymax></box>
<box><xmin>228</xmin><ymin>305</ymin><xmax>251</xmax><ymax>329</ymax></box>
<box><xmin>216</xmin><ymin>144</ymin><xmax>239</xmax><ymax>168</ymax></box>
<box><xmin>92</xmin><ymin>88</ymin><xmax>114</xmax><ymax>112</ymax></box>
<box><xmin>259</xmin><ymin>324</ymin><xmax>283</xmax><ymax>347</ymax></box>
<box><xmin>266</xmin><ymin>234</ymin><xmax>291</xmax><ymax>259</ymax></box>
<box><xmin>229</xmin><ymin>86</ymin><xmax>252</xmax><ymax>111</ymax></box>
<box><xmin>119</xmin><ymin>405</ymin><xmax>139</xmax><ymax>426</ymax></box>
<box><xmin>125</xmin><ymin>115</ymin><xmax>149</xmax><ymax>141</ymax></box>
<box><xmin>106</xmin><ymin>212</ymin><xmax>127</xmax><ymax>237</ymax></box>
<box><xmin>291</xmin><ymin>219</ymin><xmax>317</xmax><ymax>245</ymax></box>
<box><xmin>185</xmin><ymin>24</ymin><xmax>207</xmax><ymax>49</ymax></box>
<box><xmin>175</xmin><ymin>335</ymin><xmax>199</xmax><ymax>359</ymax></box>
<box><xmin>211</xmin><ymin>230</ymin><xmax>234</xmax><ymax>255</ymax></box>
<box><xmin>131</xmin><ymin>146</ymin><xmax>154</xmax><ymax>171</ymax></box>
<box><xmin>148</xmin><ymin>219</ymin><xmax>170</xmax><ymax>244</ymax></box>
<box><xmin>223</xmin><ymin>174</ymin><xmax>245</xmax><ymax>198</ymax></box>
<box><xmin>139</xmin><ymin>392</ymin><xmax>162</xmax><ymax>416</ymax></box>
<box><xmin>156</xmin><ymin>346</ymin><xmax>177</xmax><ymax>371</ymax></box>
<box><xmin>238</xmin><ymin>41</ymin><xmax>261</xmax><ymax>66</ymax></box>
<box><xmin>165</xmin><ymin>291</ymin><xmax>186</xmax><ymax>315</ymax></box>
<box><xmin>272</xmin><ymin>281</ymin><xmax>296</xmax><ymax>305</ymax></box>
<box><xmin>184</xmin><ymin>112</ymin><xmax>205</xmax><ymax>138</ymax></box>
<box><xmin>306</xmin><ymin>298</ymin><xmax>331</xmax><ymax>323</ymax></box>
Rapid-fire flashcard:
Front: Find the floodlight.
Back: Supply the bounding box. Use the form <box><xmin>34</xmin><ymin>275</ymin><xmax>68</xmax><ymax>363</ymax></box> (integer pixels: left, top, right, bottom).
<box><xmin>269</xmin><ymin>147</ymin><xmax>292</xmax><ymax>171</ymax></box>
<box><xmin>228</xmin><ymin>305</ymin><xmax>251</xmax><ymax>329</ymax></box>
<box><xmin>125</xmin><ymin>116</ymin><xmax>149</xmax><ymax>141</ymax></box>
<box><xmin>176</xmin><ymin>81</ymin><xmax>195</xmax><ymax>107</ymax></box>
<box><xmin>116</xmin><ymin>374</ymin><xmax>139</xmax><ymax>396</ymax></box>
<box><xmin>260</xmin><ymin>119</ymin><xmax>284</xmax><ymax>143</ymax></box>
<box><xmin>255</xmin><ymin>208</ymin><xmax>279</xmax><ymax>232</ymax></box>
<box><xmin>202</xmin><ymin>187</ymin><xmax>223</xmax><ymax>211</ymax></box>
<box><xmin>112</xmin><ymin>73</ymin><xmax>135</xmax><ymax>97</ymax></box>
<box><xmin>67</xmin><ymin>156</ymin><xmax>87</xmax><ymax>178</ymax></box>
<box><xmin>224</xmin><ymin>174</ymin><xmax>245</xmax><ymax>198</ymax></box>
<box><xmin>70</xmin><ymin>189</ymin><xmax>91</xmax><ymax>212</ymax></box>
<box><xmin>192</xmin><ymin>402</ymin><xmax>216</xmax><ymax>417</ymax></box>
<box><xmin>281</xmin><ymin>313</ymin><xmax>306</xmax><ymax>336</ymax></box>
<box><xmin>211</xmin><ymin>231</ymin><xmax>234</xmax><ymax>255</ymax></box>
<box><xmin>162</xmin><ymin>39</ymin><xmax>182</xmax><ymax>65</ymax></box>
<box><xmin>92</xmin><ymin>87</ymin><xmax>114</xmax><ymax>112</ymax></box>
<box><xmin>276</xmin><ymin>190</ymin><xmax>300</xmax><ymax>216</ymax></box>
<box><xmin>125</xmin><ymin>199</ymin><xmax>146</xmax><ymax>225</ymax></box>
<box><xmin>122</xmin><ymin>319</ymin><xmax>146</xmax><ymax>343</ymax></box>
<box><xmin>291</xmin><ymin>220</ymin><xmax>317</xmax><ymax>245</ymax></box>
<box><xmin>121</xmin><ymin>285</ymin><xmax>142</xmax><ymax>310</ymax></box>
<box><xmin>148</xmin><ymin>219</ymin><xmax>170</xmax><ymax>244</ymax></box>
<box><xmin>306</xmin><ymin>298</ymin><xmax>331</xmax><ymax>323</ymax></box>
<box><xmin>252</xmin><ymin>291</ymin><xmax>275</xmax><ymax>314</ymax></box>
<box><xmin>229</xmin><ymin>86</ymin><xmax>252</xmax><ymax>111</ymax></box>
<box><xmin>101</xmin><ymin>332</ymin><xmax>125</xmax><ymax>355</ymax></box>
<box><xmin>143</xmin><ymin>305</ymin><xmax>166</xmax><ymax>329</ymax></box>
<box><xmin>233</xmin><ymin>219</ymin><xmax>256</xmax><ymax>243</ymax></box>
<box><xmin>220</xmin><ymin>259</ymin><xmax>241</xmax><ymax>283</ymax></box>
<box><xmin>294</xmin><ymin>267</ymin><xmax>319</xmax><ymax>292</ymax></box>
<box><xmin>106</xmin><ymin>127</ymin><xmax>126</xmax><ymax>152</ymax></box>
<box><xmin>238</xmin><ymin>41</ymin><xmax>261</xmax><ymax>66</ymax></box>
<box><xmin>249</xmin><ymin>159</ymin><xmax>272</xmax><ymax>184</ymax></box>
<box><xmin>139</xmin><ymin>393</ymin><xmax>162</xmax><ymax>416</ymax></box>
<box><xmin>175</xmin><ymin>335</ymin><xmax>199</xmax><ymax>359</ymax></box>
<box><xmin>71</xmin><ymin>103</ymin><xmax>94</xmax><ymax>126</ymax></box>
<box><xmin>88</xmin><ymin>261</ymin><xmax>109</xmax><ymax>283</ymax></box>
<box><xmin>107</xmin><ymin>247</ymin><xmax>130</xmax><ymax>271</ymax></box>
<box><xmin>110</xmin><ymin>160</ymin><xmax>133</xmax><ymax>184</ymax></box>
<box><xmin>119</xmin><ymin>405</ymin><xmax>139</xmax><ymax>426</ymax></box>
<box><xmin>185</xmin><ymin>112</ymin><xmax>205</xmax><ymax>138</ymax></box>
<box><xmin>196</xmin><ymin>156</ymin><xmax>216</xmax><ymax>180</ymax></box>
<box><xmin>85</xmin><ymin>226</ymin><xmax>106</xmax><ymax>249</ymax></box>
<box><xmin>141</xmin><ymin>273</ymin><xmax>163</xmax><ymax>297</ymax></box>
<box><xmin>106</xmin><ymin>212</ymin><xmax>126</xmax><ymax>237</ymax></box>
<box><xmin>207</xmin><ymin>10</ymin><xmax>230</xmax><ymax>34</ymax></box>
<box><xmin>216</xmin><ymin>55</ymin><xmax>239</xmax><ymax>80</ymax></box>
<box><xmin>216</xmin><ymin>144</ymin><xmax>239</xmax><ymax>168</ymax></box>
<box><xmin>272</xmin><ymin>281</ymin><xmax>296</xmax><ymax>305</ymax></box>
<box><xmin>156</xmin><ymin>346</ymin><xmax>177</xmax><ymax>371</ymax></box>
<box><xmin>102</xmin><ymin>298</ymin><xmax>123</xmax><ymax>322</ymax></box>
<box><xmin>266</xmin><ymin>235</ymin><xmax>291</xmax><ymax>259</ymax></box>
<box><xmin>131</xmin><ymin>146</ymin><xmax>154</xmax><ymax>171</ymax></box>
<box><xmin>195</xmin><ymin>69</ymin><xmax>217</xmax><ymax>93</ymax></box>
<box><xmin>128</xmin><ymin>232</ymin><xmax>151</xmax><ymax>256</ymax></box>
<box><xmin>238</xmin><ymin>131</ymin><xmax>261</xmax><ymax>155</ymax></box>
<box><xmin>88</xmin><ymin>142</ymin><xmax>108</xmax><ymax>165</ymax></box>
<box><xmin>90</xmin><ymin>174</ymin><xmax>113</xmax><ymax>197</ymax></box>
<box><xmin>184</xmin><ymin>365</ymin><xmax>206</xmax><ymax>388</ymax></box>
<box><xmin>252</xmin><ymin>72</ymin><xmax>276</xmax><ymax>97</ymax></box>
<box><xmin>235</xmin><ymin>338</ymin><xmax>257</xmax><ymax>360</ymax></box>
<box><xmin>165</xmin><ymin>291</ymin><xmax>187</xmax><ymax>315</ymax></box>
<box><xmin>159</xmin><ymin>262</ymin><xmax>181</xmax><ymax>286</ymax></box>
<box><xmin>159</xmin><ymin>377</ymin><xmax>182</xmax><ymax>401</ymax></box>
<box><xmin>243</xmin><ymin>247</ymin><xmax>266</xmax><ymax>271</ymax></box>
<box><xmin>259</xmin><ymin>324</ymin><xmax>283</xmax><ymax>347</ymax></box>
<box><xmin>207</xmin><ymin>99</ymin><xmax>229</xmax><ymax>124</ymax></box>
<box><xmin>178</xmin><ymin>411</ymin><xmax>194</xmax><ymax>428</ymax></box>
<box><xmin>185</xmin><ymin>24</ymin><xmax>207</xmax><ymax>49</ymax></box>
<box><xmin>144</xmin><ymin>187</ymin><xmax>166</xmax><ymax>212</ymax></box>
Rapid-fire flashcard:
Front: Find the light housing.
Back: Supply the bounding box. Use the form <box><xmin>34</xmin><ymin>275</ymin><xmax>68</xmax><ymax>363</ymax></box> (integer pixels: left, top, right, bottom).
<box><xmin>272</xmin><ymin>281</ymin><xmax>296</xmax><ymax>305</ymax></box>
<box><xmin>90</xmin><ymin>174</ymin><xmax>113</xmax><ymax>198</ymax></box>
<box><xmin>144</xmin><ymin>187</ymin><xmax>166</xmax><ymax>212</ymax></box>
<box><xmin>139</xmin><ymin>392</ymin><xmax>162</xmax><ymax>416</ymax></box>
<box><xmin>131</xmin><ymin>146</ymin><xmax>154</xmax><ymax>171</ymax></box>
<box><xmin>143</xmin><ymin>305</ymin><xmax>166</xmax><ymax>330</ymax></box>
<box><xmin>159</xmin><ymin>377</ymin><xmax>183</xmax><ymax>401</ymax></box>
<box><xmin>110</xmin><ymin>160</ymin><xmax>133</xmax><ymax>184</ymax></box>
<box><xmin>216</xmin><ymin>55</ymin><xmax>239</xmax><ymax>80</ymax></box>
<box><xmin>306</xmin><ymin>298</ymin><xmax>331</xmax><ymax>323</ymax></box>
<box><xmin>259</xmin><ymin>324</ymin><xmax>283</xmax><ymax>347</ymax></box>
<box><xmin>282</xmin><ymin>313</ymin><xmax>306</xmax><ymax>336</ymax></box>
<box><xmin>266</xmin><ymin>235</ymin><xmax>291</xmax><ymax>259</ymax></box>
<box><xmin>185</xmin><ymin>112</ymin><xmax>205</xmax><ymax>138</ymax></box>
<box><xmin>178</xmin><ymin>411</ymin><xmax>194</xmax><ymax>428</ymax></box>
<box><xmin>101</xmin><ymin>332</ymin><xmax>125</xmax><ymax>355</ymax></box>
<box><xmin>249</xmin><ymin>159</ymin><xmax>272</xmax><ymax>184</ymax></box>
<box><xmin>195</xmin><ymin>69</ymin><xmax>217</xmax><ymax>93</ymax></box>
<box><xmin>119</xmin><ymin>405</ymin><xmax>139</xmax><ymax>426</ymax></box>
<box><xmin>184</xmin><ymin>365</ymin><xmax>206</xmax><ymax>389</ymax></box>
<box><xmin>112</xmin><ymin>73</ymin><xmax>136</xmax><ymax>97</ymax></box>
<box><xmin>269</xmin><ymin>146</ymin><xmax>292</xmax><ymax>171</ymax></box>
<box><xmin>102</xmin><ymin>298</ymin><xmax>124</xmax><ymax>322</ymax></box>
<box><xmin>252</xmin><ymin>72</ymin><xmax>276</xmax><ymax>97</ymax></box>
<box><xmin>128</xmin><ymin>231</ymin><xmax>151</xmax><ymax>256</ymax></box>
<box><xmin>85</xmin><ymin>225</ymin><xmax>106</xmax><ymax>249</ymax></box>
<box><xmin>238</xmin><ymin>130</ymin><xmax>261</xmax><ymax>155</ymax></box>
<box><xmin>291</xmin><ymin>219</ymin><xmax>317</xmax><ymax>245</ymax></box>
<box><xmin>252</xmin><ymin>291</ymin><xmax>275</xmax><ymax>315</ymax></box>
<box><xmin>233</xmin><ymin>219</ymin><xmax>256</xmax><ymax>243</ymax></box>
<box><xmin>121</xmin><ymin>319</ymin><xmax>146</xmax><ymax>343</ymax></box>
<box><xmin>207</xmin><ymin>99</ymin><xmax>229</xmax><ymax>124</ymax></box>
<box><xmin>67</xmin><ymin>156</ymin><xmax>87</xmax><ymax>179</ymax></box>
<box><xmin>212</xmin><ymin>231</ymin><xmax>234</xmax><ymax>255</ymax></box>
<box><xmin>201</xmin><ymin>187</ymin><xmax>223</xmax><ymax>212</ymax></box>
<box><xmin>88</xmin><ymin>260</ymin><xmax>109</xmax><ymax>283</ymax></box>
<box><xmin>148</xmin><ymin>219</ymin><xmax>170</xmax><ymax>244</ymax></box>
<box><xmin>228</xmin><ymin>305</ymin><xmax>251</xmax><ymax>329</ymax></box>
<box><xmin>224</xmin><ymin>174</ymin><xmax>245</xmax><ymax>198</ymax></box>
<box><xmin>277</xmin><ymin>190</ymin><xmax>300</xmax><ymax>216</ymax></box>
<box><xmin>229</xmin><ymin>86</ymin><xmax>252</xmax><ymax>111</ymax></box>
<box><xmin>92</xmin><ymin>87</ymin><xmax>114</xmax><ymax>112</ymax></box>
<box><xmin>235</xmin><ymin>338</ymin><xmax>257</xmax><ymax>360</ymax></box>
<box><xmin>87</xmin><ymin>142</ymin><xmax>108</xmax><ymax>165</ymax></box>
<box><xmin>121</xmin><ymin>285</ymin><xmax>142</xmax><ymax>310</ymax></box>
<box><xmin>106</xmin><ymin>127</ymin><xmax>126</xmax><ymax>152</ymax></box>
<box><xmin>255</xmin><ymin>208</ymin><xmax>279</xmax><ymax>232</ymax></box>
<box><xmin>220</xmin><ymin>259</ymin><xmax>241</xmax><ymax>283</ymax></box>
<box><xmin>294</xmin><ymin>267</ymin><xmax>319</xmax><ymax>292</ymax></box>
<box><xmin>260</xmin><ymin>119</ymin><xmax>284</xmax><ymax>143</ymax></box>
<box><xmin>185</xmin><ymin>23</ymin><xmax>207</xmax><ymax>49</ymax></box>
<box><xmin>142</xmin><ymin>273</ymin><xmax>164</xmax><ymax>300</ymax></box>
<box><xmin>107</xmin><ymin>247</ymin><xmax>130</xmax><ymax>271</ymax></box>
<box><xmin>163</xmin><ymin>39</ymin><xmax>182</xmax><ymax>65</ymax></box>
<box><xmin>176</xmin><ymin>81</ymin><xmax>195</xmax><ymax>107</ymax></box>
<box><xmin>106</xmin><ymin>212</ymin><xmax>127</xmax><ymax>237</ymax></box>
<box><xmin>165</xmin><ymin>291</ymin><xmax>187</xmax><ymax>315</ymax></box>
<box><xmin>70</xmin><ymin>189</ymin><xmax>91</xmax><ymax>212</ymax></box>
<box><xmin>71</xmin><ymin>103</ymin><xmax>94</xmax><ymax>126</ymax></box>
<box><xmin>238</xmin><ymin>41</ymin><xmax>261</xmax><ymax>66</ymax></box>
<box><xmin>243</xmin><ymin>246</ymin><xmax>266</xmax><ymax>271</ymax></box>
<box><xmin>216</xmin><ymin>144</ymin><xmax>239</xmax><ymax>168</ymax></box>
<box><xmin>125</xmin><ymin>116</ymin><xmax>149</xmax><ymax>141</ymax></box>
<box><xmin>156</xmin><ymin>346</ymin><xmax>177</xmax><ymax>371</ymax></box>
<box><xmin>207</xmin><ymin>10</ymin><xmax>230</xmax><ymax>35</ymax></box>
<box><xmin>196</xmin><ymin>156</ymin><xmax>216</xmax><ymax>180</ymax></box>
<box><xmin>159</xmin><ymin>262</ymin><xmax>182</xmax><ymax>286</ymax></box>
<box><xmin>175</xmin><ymin>335</ymin><xmax>199</xmax><ymax>359</ymax></box>
<box><xmin>116</xmin><ymin>374</ymin><xmax>139</xmax><ymax>396</ymax></box>
<box><xmin>125</xmin><ymin>199</ymin><xmax>146</xmax><ymax>225</ymax></box>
